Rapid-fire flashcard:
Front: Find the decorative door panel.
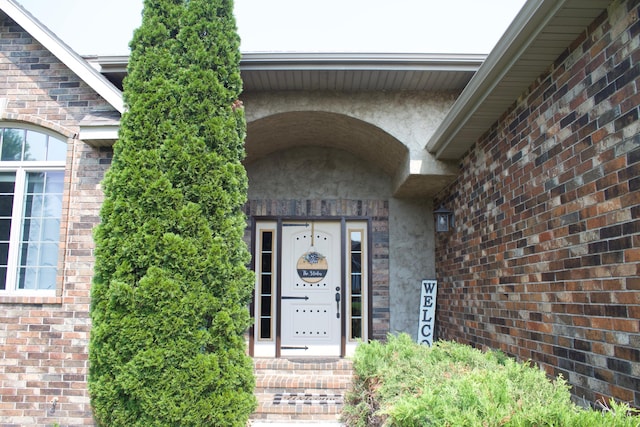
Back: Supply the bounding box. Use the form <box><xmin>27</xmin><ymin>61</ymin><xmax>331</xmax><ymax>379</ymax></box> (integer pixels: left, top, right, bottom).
<box><xmin>280</xmin><ymin>221</ymin><xmax>342</xmax><ymax>356</ymax></box>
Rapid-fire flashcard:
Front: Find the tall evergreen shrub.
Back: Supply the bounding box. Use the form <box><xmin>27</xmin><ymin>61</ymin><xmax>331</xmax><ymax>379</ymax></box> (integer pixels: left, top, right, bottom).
<box><xmin>88</xmin><ymin>0</ymin><xmax>255</xmax><ymax>425</ymax></box>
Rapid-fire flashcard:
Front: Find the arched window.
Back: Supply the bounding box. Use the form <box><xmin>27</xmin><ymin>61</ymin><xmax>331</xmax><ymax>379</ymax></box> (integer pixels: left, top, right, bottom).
<box><xmin>0</xmin><ymin>125</ymin><xmax>66</xmax><ymax>294</ymax></box>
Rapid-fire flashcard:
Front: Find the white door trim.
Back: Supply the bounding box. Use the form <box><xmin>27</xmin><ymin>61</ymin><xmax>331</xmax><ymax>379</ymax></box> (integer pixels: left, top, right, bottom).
<box><xmin>251</xmin><ymin>218</ymin><xmax>370</xmax><ymax>358</ymax></box>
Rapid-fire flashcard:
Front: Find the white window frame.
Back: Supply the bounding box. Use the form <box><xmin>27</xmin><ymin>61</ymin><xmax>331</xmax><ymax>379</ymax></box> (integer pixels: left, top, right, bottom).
<box><xmin>0</xmin><ymin>126</ymin><xmax>66</xmax><ymax>296</ymax></box>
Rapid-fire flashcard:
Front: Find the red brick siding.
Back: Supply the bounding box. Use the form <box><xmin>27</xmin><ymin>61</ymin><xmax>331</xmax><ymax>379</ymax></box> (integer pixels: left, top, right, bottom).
<box><xmin>0</xmin><ymin>13</ymin><xmax>115</xmax><ymax>426</ymax></box>
<box><xmin>435</xmin><ymin>0</ymin><xmax>640</xmax><ymax>406</ymax></box>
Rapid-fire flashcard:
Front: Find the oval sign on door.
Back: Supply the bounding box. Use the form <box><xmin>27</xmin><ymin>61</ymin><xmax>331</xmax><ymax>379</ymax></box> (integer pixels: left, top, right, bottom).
<box><xmin>296</xmin><ymin>251</ymin><xmax>328</xmax><ymax>283</ymax></box>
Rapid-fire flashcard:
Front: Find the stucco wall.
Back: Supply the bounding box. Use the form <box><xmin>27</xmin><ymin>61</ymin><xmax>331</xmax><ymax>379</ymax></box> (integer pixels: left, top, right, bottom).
<box><xmin>247</xmin><ymin>146</ymin><xmax>391</xmax><ymax>200</ymax></box>
<box><xmin>388</xmin><ymin>197</ymin><xmax>435</xmax><ymax>338</ymax></box>
<box><xmin>243</xmin><ymin>90</ymin><xmax>457</xmax><ymax>156</ymax></box>
<box><xmin>435</xmin><ymin>0</ymin><xmax>640</xmax><ymax>406</ymax></box>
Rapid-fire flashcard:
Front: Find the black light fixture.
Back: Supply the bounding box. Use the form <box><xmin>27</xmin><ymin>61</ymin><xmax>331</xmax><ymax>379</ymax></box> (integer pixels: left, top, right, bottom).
<box><xmin>434</xmin><ymin>205</ymin><xmax>454</xmax><ymax>232</ymax></box>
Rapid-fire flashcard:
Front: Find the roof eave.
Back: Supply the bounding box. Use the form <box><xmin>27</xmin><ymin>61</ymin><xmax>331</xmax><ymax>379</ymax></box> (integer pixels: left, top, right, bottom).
<box><xmin>426</xmin><ymin>0</ymin><xmax>611</xmax><ymax>160</ymax></box>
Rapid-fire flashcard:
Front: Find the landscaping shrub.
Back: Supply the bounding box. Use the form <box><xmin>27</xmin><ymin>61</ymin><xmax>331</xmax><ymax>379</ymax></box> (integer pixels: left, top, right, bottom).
<box><xmin>342</xmin><ymin>334</ymin><xmax>639</xmax><ymax>426</ymax></box>
<box><xmin>88</xmin><ymin>0</ymin><xmax>255</xmax><ymax>426</ymax></box>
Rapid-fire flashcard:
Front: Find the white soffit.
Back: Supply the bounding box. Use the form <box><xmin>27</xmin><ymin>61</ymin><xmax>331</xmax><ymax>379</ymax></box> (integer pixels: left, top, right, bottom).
<box><xmin>240</xmin><ymin>52</ymin><xmax>485</xmax><ymax>92</ymax></box>
<box><xmin>88</xmin><ymin>52</ymin><xmax>486</xmax><ymax>93</ymax></box>
<box><xmin>427</xmin><ymin>0</ymin><xmax>612</xmax><ymax>160</ymax></box>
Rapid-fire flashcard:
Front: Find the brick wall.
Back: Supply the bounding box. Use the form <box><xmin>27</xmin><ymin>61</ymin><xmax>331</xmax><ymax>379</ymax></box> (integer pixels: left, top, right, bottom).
<box><xmin>435</xmin><ymin>0</ymin><xmax>640</xmax><ymax>407</ymax></box>
<box><xmin>0</xmin><ymin>13</ymin><xmax>114</xmax><ymax>426</ymax></box>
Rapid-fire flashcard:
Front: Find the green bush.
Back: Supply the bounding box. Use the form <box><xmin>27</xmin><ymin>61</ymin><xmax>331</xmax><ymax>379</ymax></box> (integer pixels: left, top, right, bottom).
<box><xmin>342</xmin><ymin>334</ymin><xmax>639</xmax><ymax>427</ymax></box>
<box><xmin>88</xmin><ymin>0</ymin><xmax>255</xmax><ymax>426</ymax></box>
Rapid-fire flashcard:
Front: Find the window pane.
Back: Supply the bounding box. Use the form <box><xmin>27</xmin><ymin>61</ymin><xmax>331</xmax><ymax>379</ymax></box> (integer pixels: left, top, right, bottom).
<box><xmin>351</xmin><ymin>319</ymin><xmax>362</xmax><ymax>339</ymax></box>
<box><xmin>38</xmin><ymin>267</ymin><xmax>57</xmax><ymax>290</ymax></box>
<box><xmin>350</xmin><ymin>231</ymin><xmax>361</xmax><ymax>251</ymax></box>
<box><xmin>40</xmin><ymin>242</ymin><xmax>59</xmax><ymax>266</ymax></box>
<box><xmin>0</xmin><ymin>219</ymin><xmax>10</xmax><ymax>241</ymax></box>
<box><xmin>23</xmin><ymin>194</ymin><xmax>42</xmax><ymax>218</ymax></box>
<box><xmin>351</xmin><ymin>296</ymin><xmax>362</xmax><ymax>316</ymax></box>
<box><xmin>0</xmin><ymin>173</ymin><xmax>15</xmax><ymax>217</ymax></box>
<box><xmin>261</xmin><ymin>274</ymin><xmax>271</xmax><ymax>294</ymax></box>
<box><xmin>261</xmin><ymin>252</ymin><xmax>272</xmax><ymax>271</ymax></box>
<box><xmin>24</xmin><ymin>130</ymin><xmax>47</xmax><ymax>161</ymax></box>
<box><xmin>15</xmin><ymin>172</ymin><xmax>64</xmax><ymax>290</ymax></box>
<box><xmin>17</xmin><ymin>266</ymin><xmax>36</xmax><ymax>289</ymax></box>
<box><xmin>351</xmin><ymin>253</ymin><xmax>361</xmax><ymax>273</ymax></box>
<box><xmin>351</xmin><ymin>274</ymin><xmax>361</xmax><ymax>293</ymax></box>
<box><xmin>261</xmin><ymin>231</ymin><xmax>272</xmax><ymax>251</ymax></box>
<box><xmin>43</xmin><ymin>194</ymin><xmax>62</xmax><ymax>219</ymax></box>
<box><xmin>42</xmin><ymin>219</ymin><xmax>60</xmax><ymax>241</ymax></box>
<box><xmin>21</xmin><ymin>218</ymin><xmax>38</xmax><ymax>240</ymax></box>
<box><xmin>260</xmin><ymin>318</ymin><xmax>271</xmax><ymax>339</ymax></box>
<box><xmin>0</xmin><ymin>172</ymin><xmax>16</xmax><ymax>192</ymax></box>
<box><xmin>26</xmin><ymin>172</ymin><xmax>45</xmax><ymax>193</ymax></box>
<box><xmin>47</xmin><ymin>136</ymin><xmax>67</xmax><ymax>161</ymax></box>
<box><xmin>19</xmin><ymin>242</ymin><xmax>39</xmax><ymax>266</ymax></box>
<box><xmin>0</xmin><ymin>193</ymin><xmax>9</xmax><ymax>290</ymax></box>
<box><xmin>45</xmin><ymin>172</ymin><xmax>64</xmax><ymax>194</ymax></box>
<box><xmin>0</xmin><ymin>242</ymin><xmax>8</xmax><ymax>267</ymax></box>
<box><xmin>1</xmin><ymin>128</ymin><xmax>24</xmax><ymax>161</ymax></box>
<box><xmin>0</xmin><ymin>195</ymin><xmax>13</xmax><ymax>217</ymax></box>
<box><xmin>260</xmin><ymin>296</ymin><xmax>271</xmax><ymax>317</ymax></box>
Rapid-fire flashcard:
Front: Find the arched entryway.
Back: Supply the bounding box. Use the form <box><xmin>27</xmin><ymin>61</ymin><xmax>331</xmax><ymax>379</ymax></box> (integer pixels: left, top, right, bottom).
<box><xmin>244</xmin><ymin>111</ymin><xmax>404</xmax><ymax>357</ymax></box>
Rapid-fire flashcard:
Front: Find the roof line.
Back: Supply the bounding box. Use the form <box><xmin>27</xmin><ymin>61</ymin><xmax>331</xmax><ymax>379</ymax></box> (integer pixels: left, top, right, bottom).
<box><xmin>0</xmin><ymin>0</ymin><xmax>124</xmax><ymax>113</ymax></box>
<box><xmin>240</xmin><ymin>52</ymin><xmax>486</xmax><ymax>71</ymax></box>
<box><xmin>86</xmin><ymin>51</ymin><xmax>487</xmax><ymax>74</ymax></box>
<box><xmin>425</xmin><ymin>0</ymin><xmax>561</xmax><ymax>158</ymax></box>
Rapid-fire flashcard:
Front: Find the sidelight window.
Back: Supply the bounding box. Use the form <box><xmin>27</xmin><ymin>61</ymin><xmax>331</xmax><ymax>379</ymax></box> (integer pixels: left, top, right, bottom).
<box><xmin>349</xmin><ymin>229</ymin><xmax>363</xmax><ymax>339</ymax></box>
<box><xmin>258</xmin><ymin>230</ymin><xmax>274</xmax><ymax>339</ymax></box>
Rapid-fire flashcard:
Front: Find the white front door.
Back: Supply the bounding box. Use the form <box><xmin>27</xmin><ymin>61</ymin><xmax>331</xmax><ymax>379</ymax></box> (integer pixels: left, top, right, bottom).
<box><xmin>252</xmin><ymin>219</ymin><xmax>368</xmax><ymax>358</ymax></box>
<box><xmin>280</xmin><ymin>221</ymin><xmax>342</xmax><ymax>356</ymax></box>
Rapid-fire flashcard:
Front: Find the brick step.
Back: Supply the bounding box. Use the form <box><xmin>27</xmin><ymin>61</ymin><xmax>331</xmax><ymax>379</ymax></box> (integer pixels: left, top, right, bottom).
<box><xmin>251</xmin><ymin>358</ymin><xmax>353</xmax><ymax>423</ymax></box>
<box><xmin>254</xmin><ymin>357</ymin><xmax>353</xmax><ymax>371</ymax></box>
<box><xmin>256</xmin><ymin>373</ymin><xmax>352</xmax><ymax>391</ymax></box>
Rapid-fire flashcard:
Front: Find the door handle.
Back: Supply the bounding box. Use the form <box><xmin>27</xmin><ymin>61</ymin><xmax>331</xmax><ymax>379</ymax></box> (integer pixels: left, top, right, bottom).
<box><xmin>335</xmin><ymin>287</ymin><xmax>341</xmax><ymax>318</ymax></box>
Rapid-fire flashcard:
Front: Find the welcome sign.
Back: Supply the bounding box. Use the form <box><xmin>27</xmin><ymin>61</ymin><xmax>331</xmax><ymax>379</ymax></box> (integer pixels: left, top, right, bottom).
<box><xmin>296</xmin><ymin>251</ymin><xmax>328</xmax><ymax>283</ymax></box>
<box><xmin>418</xmin><ymin>280</ymin><xmax>437</xmax><ymax>346</ymax></box>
